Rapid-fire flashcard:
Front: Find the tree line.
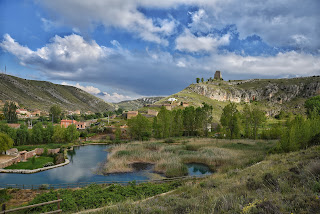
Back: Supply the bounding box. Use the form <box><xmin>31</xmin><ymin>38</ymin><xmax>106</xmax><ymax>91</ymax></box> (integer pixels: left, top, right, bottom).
<box><xmin>0</xmin><ymin>122</ymin><xmax>79</xmax><ymax>148</ymax></box>
<box><xmin>128</xmin><ymin>103</ymin><xmax>213</xmax><ymax>140</ymax></box>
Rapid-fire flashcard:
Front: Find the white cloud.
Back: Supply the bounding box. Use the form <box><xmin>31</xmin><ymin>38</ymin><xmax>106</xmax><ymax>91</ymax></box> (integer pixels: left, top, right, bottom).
<box><xmin>61</xmin><ymin>82</ymin><xmax>101</xmax><ymax>94</ymax></box>
<box><xmin>188</xmin><ymin>9</ymin><xmax>212</xmax><ymax>34</ymax></box>
<box><xmin>102</xmin><ymin>92</ymin><xmax>131</xmax><ymax>103</ymax></box>
<box><xmin>1</xmin><ymin>34</ymin><xmax>319</xmax><ymax>97</ymax></box>
<box><xmin>37</xmin><ymin>0</ymin><xmax>177</xmax><ymax>45</ymax></box>
<box><xmin>175</xmin><ymin>29</ymin><xmax>230</xmax><ymax>52</ymax></box>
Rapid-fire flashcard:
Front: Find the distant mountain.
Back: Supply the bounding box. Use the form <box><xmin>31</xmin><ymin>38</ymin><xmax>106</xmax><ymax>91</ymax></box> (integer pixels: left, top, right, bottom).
<box><xmin>153</xmin><ymin>76</ymin><xmax>320</xmax><ymax>122</ymax></box>
<box><xmin>115</xmin><ymin>97</ymin><xmax>164</xmax><ymax>111</ymax></box>
<box><xmin>0</xmin><ymin>74</ymin><xmax>114</xmax><ymax>112</ymax></box>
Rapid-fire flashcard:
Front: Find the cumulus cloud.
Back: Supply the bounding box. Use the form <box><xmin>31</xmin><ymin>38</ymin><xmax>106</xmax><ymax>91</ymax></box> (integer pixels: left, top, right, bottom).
<box><xmin>36</xmin><ymin>0</ymin><xmax>320</xmax><ymax>50</ymax></box>
<box><xmin>101</xmin><ymin>92</ymin><xmax>131</xmax><ymax>103</ymax></box>
<box><xmin>61</xmin><ymin>82</ymin><xmax>101</xmax><ymax>94</ymax></box>
<box><xmin>175</xmin><ymin>29</ymin><xmax>230</xmax><ymax>52</ymax></box>
<box><xmin>1</xmin><ymin>34</ymin><xmax>319</xmax><ymax>98</ymax></box>
<box><xmin>37</xmin><ymin>0</ymin><xmax>177</xmax><ymax>45</ymax></box>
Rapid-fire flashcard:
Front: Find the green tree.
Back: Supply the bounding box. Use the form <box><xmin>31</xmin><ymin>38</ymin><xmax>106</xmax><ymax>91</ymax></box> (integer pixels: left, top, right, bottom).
<box><xmin>196</xmin><ymin>78</ymin><xmax>200</xmax><ymax>83</ymax></box>
<box><xmin>251</xmin><ymin>106</ymin><xmax>266</xmax><ymax>139</ymax></box>
<box><xmin>115</xmin><ymin>126</ymin><xmax>121</xmax><ymax>141</ymax></box>
<box><xmin>305</xmin><ymin>95</ymin><xmax>320</xmax><ymax>117</ymax></box>
<box><xmin>0</xmin><ymin>132</ymin><xmax>14</xmax><ymax>153</ymax></box>
<box><xmin>31</xmin><ymin>122</ymin><xmax>44</xmax><ymax>144</ymax></box>
<box><xmin>65</xmin><ymin>124</ymin><xmax>80</xmax><ymax>143</ymax></box>
<box><xmin>201</xmin><ymin>78</ymin><xmax>204</xmax><ymax>83</ymax></box>
<box><xmin>220</xmin><ymin>103</ymin><xmax>241</xmax><ymax>139</ymax></box>
<box><xmin>52</xmin><ymin>125</ymin><xmax>66</xmax><ymax>143</ymax></box>
<box><xmin>49</xmin><ymin>105</ymin><xmax>62</xmax><ymax>123</ymax></box>
<box><xmin>16</xmin><ymin>124</ymin><xmax>30</xmax><ymax>145</ymax></box>
<box><xmin>172</xmin><ymin>109</ymin><xmax>184</xmax><ymax>137</ymax></box>
<box><xmin>183</xmin><ymin>106</ymin><xmax>196</xmax><ymax>136</ymax></box>
<box><xmin>3</xmin><ymin>101</ymin><xmax>18</xmax><ymax>123</ymax></box>
<box><xmin>128</xmin><ymin>114</ymin><xmax>152</xmax><ymax>140</ymax></box>
<box><xmin>43</xmin><ymin>123</ymin><xmax>54</xmax><ymax>144</ymax></box>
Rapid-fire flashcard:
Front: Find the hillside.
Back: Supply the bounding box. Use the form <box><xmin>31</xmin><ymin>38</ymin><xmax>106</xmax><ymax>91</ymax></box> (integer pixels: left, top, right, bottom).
<box><xmin>0</xmin><ymin>74</ymin><xmax>114</xmax><ymax>112</ymax></box>
<box><xmin>115</xmin><ymin>97</ymin><xmax>164</xmax><ymax>111</ymax></box>
<box><xmin>153</xmin><ymin>76</ymin><xmax>320</xmax><ymax>122</ymax></box>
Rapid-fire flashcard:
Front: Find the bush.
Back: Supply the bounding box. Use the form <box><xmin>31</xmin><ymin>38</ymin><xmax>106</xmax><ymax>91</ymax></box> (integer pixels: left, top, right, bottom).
<box><xmin>164</xmin><ymin>138</ymin><xmax>175</xmax><ymax>144</ymax></box>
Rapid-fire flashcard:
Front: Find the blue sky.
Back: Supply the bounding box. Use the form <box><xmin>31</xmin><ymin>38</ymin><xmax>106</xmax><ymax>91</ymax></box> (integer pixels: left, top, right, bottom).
<box><xmin>0</xmin><ymin>0</ymin><xmax>319</xmax><ymax>103</ymax></box>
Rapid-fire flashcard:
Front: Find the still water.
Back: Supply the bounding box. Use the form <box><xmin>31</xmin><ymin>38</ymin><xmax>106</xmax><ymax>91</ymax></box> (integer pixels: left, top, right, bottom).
<box><xmin>0</xmin><ymin>145</ymin><xmax>212</xmax><ymax>186</ymax></box>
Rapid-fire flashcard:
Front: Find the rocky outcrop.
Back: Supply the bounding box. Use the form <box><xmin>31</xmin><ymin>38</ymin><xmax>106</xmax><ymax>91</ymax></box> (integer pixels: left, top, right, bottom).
<box><xmin>187</xmin><ymin>77</ymin><xmax>320</xmax><ymax>104</ymax></box>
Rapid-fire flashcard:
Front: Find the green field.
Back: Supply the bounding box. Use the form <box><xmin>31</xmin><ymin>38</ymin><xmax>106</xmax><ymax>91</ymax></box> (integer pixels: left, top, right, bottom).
<box><xmin>5</xmin><ymin>156</ymin><xmax>54</xmax><ymax>170</ymax></box>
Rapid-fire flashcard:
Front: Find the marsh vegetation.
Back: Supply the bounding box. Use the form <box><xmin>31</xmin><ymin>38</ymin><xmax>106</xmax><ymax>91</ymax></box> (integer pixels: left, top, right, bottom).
<box><xmin>102</xmin><ymin>138</ymin><xmax>275</xmax><ymax>177</ymax></box>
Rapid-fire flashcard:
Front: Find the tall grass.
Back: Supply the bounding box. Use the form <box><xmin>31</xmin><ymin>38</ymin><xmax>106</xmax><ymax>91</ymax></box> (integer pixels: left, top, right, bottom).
<box><xmin>102</xmin><ymin>138</ymin><xmax>275</xmax><ymax>177</ymax></box>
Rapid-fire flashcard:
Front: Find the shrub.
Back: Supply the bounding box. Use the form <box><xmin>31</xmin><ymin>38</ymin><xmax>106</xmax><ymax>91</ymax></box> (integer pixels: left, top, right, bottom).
<box><xmin>164</xmin><ymin>139</ymin><xmax>175</xmax><ymax>144</ymax></box>
<box><xmin>246</xmin><ymin>178</ymin><xmax>261</xmax><ymax>190</ymax></box>
<box><xmin>38</xmin><ymin>184</ymin><xmax>49</xmax><ymax>190</ymax></box>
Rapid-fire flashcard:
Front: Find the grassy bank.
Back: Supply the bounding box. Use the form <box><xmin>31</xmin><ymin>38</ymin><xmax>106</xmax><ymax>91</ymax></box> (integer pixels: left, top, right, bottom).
<box><xmin>93</xmin><ymin>145</ymin><xmax>320</xmax><ymax>214</ymax></box>
<box><xmin>5</xmin><ymin>156</ymin><xmax>54</xmax><ymax>170</ymax></box>
<box><xmin>24</xmin><ymin>182</ymin><xmax>181</xmax><ymax>213</ymax></box>
<box><xmin>102</xmin><ymin>138</ymin><xmax>275</xmax><ymax>177</ymax></box>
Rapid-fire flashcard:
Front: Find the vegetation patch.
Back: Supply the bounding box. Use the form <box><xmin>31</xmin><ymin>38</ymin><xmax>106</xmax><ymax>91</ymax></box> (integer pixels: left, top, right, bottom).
<box><xmin>5</xmin><ymin>156</ymin><xmax>54</xmax><ymax>170</ymax></box>
<box><xmin>102</xmin><ymin>138</ymin><xmax>275</xmax><ymax>177</ymax></box>
<box><xmin>25</xmin><ymin>181</ymin><xmax>181</xmax><ymax>213</ymax></box>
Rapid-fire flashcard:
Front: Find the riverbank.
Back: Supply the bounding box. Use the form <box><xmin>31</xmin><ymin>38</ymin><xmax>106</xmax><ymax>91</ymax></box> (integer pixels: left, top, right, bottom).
<box><xmin>0</xmin><ymin>159</ymin><xmax>70</xmax><ymax>174</ymax></box>
<box><xmin>101</xmin><ymin>138</ymin><xmax>276</xmax><ymax>177</ymax></box>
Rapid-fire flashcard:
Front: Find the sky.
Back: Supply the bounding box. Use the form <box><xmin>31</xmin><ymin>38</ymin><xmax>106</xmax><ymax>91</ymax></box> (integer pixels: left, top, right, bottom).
<box><xmin>0</xmin><ymin>0</ymin><xmax>319</xmax><ymax>103</ymax></box>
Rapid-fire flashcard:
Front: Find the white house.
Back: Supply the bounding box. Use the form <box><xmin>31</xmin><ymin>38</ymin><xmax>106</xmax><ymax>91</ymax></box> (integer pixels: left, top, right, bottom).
<box><xmin>168</xmin><ymin>98</ymin><xmax>177</xmax><ymax>102</ymax></box>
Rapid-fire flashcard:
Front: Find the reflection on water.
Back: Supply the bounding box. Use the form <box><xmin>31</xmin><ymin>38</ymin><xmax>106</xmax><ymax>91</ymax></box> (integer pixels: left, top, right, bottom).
<box><xmin>186</xmin><ymin>163</ymin><xmax>213</xmax><ymax>176</ymax></box>
<box><xmin>0</xmin><ymin>145</ymin><xmax>213</xmax><ymax>186</ymax></box>
<box><xmin>0</xmin><ymin>145</ymin><xmax>149</xmax><ymax>185</ymax></box>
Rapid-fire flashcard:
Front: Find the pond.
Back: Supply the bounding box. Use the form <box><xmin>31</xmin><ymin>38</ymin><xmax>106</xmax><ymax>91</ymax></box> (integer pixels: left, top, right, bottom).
<box><xmin>0</xmin><ymin>145</ymin><xmax>212</xmax><ymax>188</ymax></box>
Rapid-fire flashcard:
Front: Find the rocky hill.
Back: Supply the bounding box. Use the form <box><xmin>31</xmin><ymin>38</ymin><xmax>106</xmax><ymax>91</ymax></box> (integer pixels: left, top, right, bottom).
<box><xmin>0</xmin><ymin>74</ymin><xmax>114</xmax><ymax>112</ymax></box>
<box><xmin>116</xmin><ymin>97</ymin><xmax>164</xmax><ymax>111</ymax></box>
<box><xmin>154</xmin><ymin>76</ymin><xmax>320</xmax><ymax>122</ymax></box>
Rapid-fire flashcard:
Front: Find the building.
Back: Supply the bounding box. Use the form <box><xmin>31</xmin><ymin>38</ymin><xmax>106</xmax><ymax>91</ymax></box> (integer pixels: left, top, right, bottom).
<box><xmin>147</xmin><ymin>109</ymin><xmax>158</xmax><ymax>116</ymax></box>
<box><xmin>76</xmin><ymin>121</ymin><xmax>86</xmax><ymax>130</ymax></box>
<box><xmin>168</xmin><ymin>98</ymin><xmax>177</xmax><ymax>102</ymax></box>
<box><xmin>7</xmin><ymin>123</ymin><xmax>21</xmax><ymax>129</ymax></box>
<box><xmin>74</xmin><ymin>110</ymin><xmax>81</xmax><ymax>115</ymax></box>
<box><xmin>60</xmin><ymin>120</ymin><xmax>77</xmax><ymax>128</ymax></box>
<box><xmin>214</xmin><ymin>71</ymin><xmax>222</xmax><ymax>80</ymax></box>
<box><xmin>31</xmin><ymin>110</ymin><xmax>41</xmax><ymax>117</ymax></box>
<box><xmin>16</xmin><ymin>109</ymin><xmax>28</xmax><ymax>114</ymax></box>
<box><xmin>181</xmin><ymin>102</ymin><xmax>189</xmax><ymax>107</ymax></box>
<box><xmin>126</xmin><ymin>111</ymin><xmax>138</xmax><ymax>119</ymax></box>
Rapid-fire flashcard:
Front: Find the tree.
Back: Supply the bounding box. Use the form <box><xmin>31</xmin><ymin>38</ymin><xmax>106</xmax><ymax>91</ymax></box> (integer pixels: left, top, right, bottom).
<box><xmin>220</xmin><ymin>103</ymin><xmax>241</xmax><ymax>139</ymax></box>
<box><xmin>43</xmin><ymin>123</ymin><xmax>54</xmax><ymax>144</ymax></box>
<box><xmin>251</xmin><ymin>106</ymin><xmax>266</xmax><ymax>139</ymax></box>
<box><xmin>196</xmin><ymin>78</ymin><xmax>200</xmax><ymax>83</ymax></box>
<box><xmin>128</xmin><ymin>114</ymin><xmax>152</xmax><ymax>140</ymax></box>
<box><xmin>201</xmin><ymin>78</ymin><xmax>204</xmax><ymax>83</ymax></box>
<box><xmin>16</xmin><ymin>124</ymin><xmax>30</xmax><ymax>145</ymax></box>
<box><xmin>242</xmin><ymin>104</ymin><xmax>266</xmax><ymax>139</ymax></box>
<box><xmin>65</xmin><ymin>124</ymin><xmax>80</xmax><ymax>143</ymax></box>
<box><xmin>31</xmin><ymin>122</ymin><xmax>44</xmax><ymax>144</ymax></box>
<box><xmin>49</xmin><ymin>105</ymin><xmax>62</xmax><ymax>123</ymax></box>
<box><xmin>183</xmin><ymin>106</ymin><xmax>196</xmax><ymax>136</ymax></box>
<box><xmin>3</xmin><ymin>101</ymin><xmax>18</xmax><ymax>123</ymax></box>
<box><xmin>305</xmin><ymin>95</ymin><xmax>320</xmax><ymax>117</ymax></box>
<box><xmin>52</xmin><ymin>125</ymin><xmax>66</xmax><ymax>143</ymax></box>
<box><xmin>0</xmin><ymin>132</ymin><xmax>14</xmax><ymax>153</ymax></box>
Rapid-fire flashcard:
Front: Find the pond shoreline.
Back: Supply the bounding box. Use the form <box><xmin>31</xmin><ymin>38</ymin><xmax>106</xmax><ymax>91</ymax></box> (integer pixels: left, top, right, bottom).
<box><xmin>0</xmin><ymin>159</ymin><xmax>70</xmax><ymax>174</ymax></box>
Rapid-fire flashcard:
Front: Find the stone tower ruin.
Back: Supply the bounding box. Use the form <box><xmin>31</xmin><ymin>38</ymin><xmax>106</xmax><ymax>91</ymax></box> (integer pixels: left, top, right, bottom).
<box><xmin>214</xmin><ymin>71</ymin><xmax>222</xmax><ymax>80</ymax></box>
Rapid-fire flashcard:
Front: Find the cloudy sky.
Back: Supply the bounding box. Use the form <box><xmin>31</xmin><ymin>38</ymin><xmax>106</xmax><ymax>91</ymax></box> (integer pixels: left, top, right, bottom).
<box><xmin>0</xmin><ymin>0</ymin><xmax>319</xmax><ymax>103</ymax></box>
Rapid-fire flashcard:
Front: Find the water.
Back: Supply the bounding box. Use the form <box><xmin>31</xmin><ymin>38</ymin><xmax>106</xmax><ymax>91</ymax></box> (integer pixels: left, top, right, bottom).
<box><xmin>0</xmin><ymin>145</ymin><xmax>212</xmax><ymax>187</ymax></box>
<box><xmin>187</xmin><ymin>163</ymin><xmax>213</xmax><ymax>176</ymax></box>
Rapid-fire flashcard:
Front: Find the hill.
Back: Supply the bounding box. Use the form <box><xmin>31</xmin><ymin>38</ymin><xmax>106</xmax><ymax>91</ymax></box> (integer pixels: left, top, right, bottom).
<box><xmin>0</xmin><ymin>74</ymin><xmax>114</xmax><ymax>112</ymax></box>
<box><xmin>115</xmin><ymin>97</ymin><xmax>164</xmax><ymax>111</ymax></box>
<box><xmin>152</xmin><ymin>76</ymin><xmax>320</xmax><ymax>122</ymax></box>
